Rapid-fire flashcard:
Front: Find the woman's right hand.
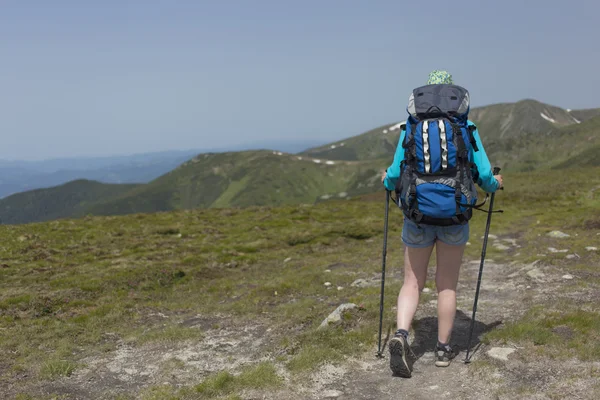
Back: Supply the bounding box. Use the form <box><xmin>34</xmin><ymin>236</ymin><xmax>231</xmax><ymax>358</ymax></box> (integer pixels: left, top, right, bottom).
<box><xmin>494</xmin><ymin>175</ymin><xmax>504</xmax><ymax>189</ymax></box>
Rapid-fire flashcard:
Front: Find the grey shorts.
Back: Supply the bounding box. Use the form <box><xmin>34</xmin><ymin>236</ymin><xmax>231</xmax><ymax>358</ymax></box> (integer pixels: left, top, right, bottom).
<box><xmin>401</xmin><ymin>218</ymin><xmax>470</xmax><ymax>248</ymax></box>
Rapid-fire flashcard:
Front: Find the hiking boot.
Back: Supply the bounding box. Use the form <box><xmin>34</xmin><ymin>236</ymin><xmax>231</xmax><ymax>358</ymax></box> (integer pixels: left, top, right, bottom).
<box><xmin>388</xmin><ymin>333</ymin><xmax>415</xmax><ymax>377</ymax></box>
<box><xmin>435</xmin><ymin>343</ymin><xmax>457</xmax><ymax>367</ymax></box>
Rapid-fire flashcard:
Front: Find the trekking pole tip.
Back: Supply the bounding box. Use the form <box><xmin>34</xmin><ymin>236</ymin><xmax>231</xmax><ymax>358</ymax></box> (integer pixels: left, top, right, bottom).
<box><xmin>464</xmin><ymin>352</ymin><xmax>473</xmax><ymax>364</ymax></box>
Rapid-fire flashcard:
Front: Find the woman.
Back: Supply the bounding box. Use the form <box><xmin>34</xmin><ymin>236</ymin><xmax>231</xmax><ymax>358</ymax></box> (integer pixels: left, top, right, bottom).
<box><xmin>381</xmin><ymin>70</ymin><xmax>503</xmax><ymax>377</ymax></box>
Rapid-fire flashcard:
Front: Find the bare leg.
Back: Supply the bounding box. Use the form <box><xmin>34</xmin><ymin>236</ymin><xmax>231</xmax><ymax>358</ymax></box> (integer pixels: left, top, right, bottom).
<box><xmin>397</xmin><ymin>245</ymin><xmax>434</xmax><ymax>331</ymax></box>
<box><xmin>435</xmin><ymin>241</ymin><xmax>465</xmax><ymax>344</ymax></box>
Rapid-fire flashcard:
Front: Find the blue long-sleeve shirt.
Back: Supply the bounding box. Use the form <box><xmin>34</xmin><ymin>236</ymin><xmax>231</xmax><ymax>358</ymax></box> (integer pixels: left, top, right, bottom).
<box><xmin>383</xmin><ymin>120</ymin><xmax>499</xmax><ymax>193</ymax></box>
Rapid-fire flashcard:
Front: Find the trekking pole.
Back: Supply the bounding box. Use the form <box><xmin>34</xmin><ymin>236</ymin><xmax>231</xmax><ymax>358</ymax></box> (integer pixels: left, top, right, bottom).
<box><xmin>376</xmin><ymin>190</ymin><xmax>391</xmax><ymax>359</ymax></box>
<box><xmin>465</xmin><ymin>167</ymin><xmax>502</xmax><ymax>363</ymax></box>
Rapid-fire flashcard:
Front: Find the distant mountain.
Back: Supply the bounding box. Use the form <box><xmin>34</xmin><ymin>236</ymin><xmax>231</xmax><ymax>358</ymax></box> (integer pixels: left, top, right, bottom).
<box><xmin>1</xmin><ymin>100</ymin><xmax>597</xmax><ymax>224</ymax></box>
<box><xmin>0</xmin><ymin>150</ymin><xmax>383</xmax><ymax>224</ymax></box>
<box><xmin>468</xmin><ymin>99</ymin><xmax>577</xmax><ymax>140</ymax></box>
<box><xmin>0</xmin><ymin>150</ymin><xmax>201</xmax><ymax>172</ymax></box>
<box><xmin>0</xmin><ymin>150</ymin><xmax>199</xmax><ymax>199</ymax></box>
<box><xmin>518</xmin><ymin>115</ymin><xmax>600</xmax><ymax>170</ymax></box>
<box><xmin>0</xmin><ymin>140</ymin><xmax>327</xmax><ymax>199</ymax></box>
<box><xmin>299</xmin><ymin>100</ymin><xmax>597</xmax><ymax>169</ymax></box>
<box><xmin>299</xmin><ymin>123</ymin><xmax>402</xmax><ymax>161</ymax></box>
<box><xmin>567</xmin><ymin>108</ymin><xmax>600</xmax><ymax>123</ymax></box>
<box><xmin>468</xmin><ymin>101</ymin><xmax>600</xmax><ymax>170</ymax></box>
<box><xmin>227</xmin><ymin>139</ymin><xmax>327</xmax><ymax>154</ymax></box>
<box><xmin>0</xmin><ymin>180</ymin><xmax>139</xmax><ymax>225</ymax></box>
<box><xmin>85</xmin><ymin>150</ymin><xmax>381</xmax><ymax>216</ymax></box>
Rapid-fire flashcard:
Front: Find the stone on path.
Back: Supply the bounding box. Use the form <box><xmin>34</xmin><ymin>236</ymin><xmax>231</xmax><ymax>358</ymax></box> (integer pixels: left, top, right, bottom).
<box><xmin>493</xmin><ymin>242</ymin><xmax>511</xmax><ymax>251</ymax></box>
<box><xmin>586</xmin><ymin>246</ymin><xmax>597</xmax><ymax>251</ymax></box>
<box><xmin>548</xmin><ymin>247</ymin><xmax>568</xmax><ymax>253</ymax></box>
<box><xmin>547</xmin><ymin>231</ymin><xmax>570</xmax><ymax>238</ymax></box>
<box><xmin>319</xmin><ymin>303</ymin><xmax>357</xmax><ymax>328</ymax></box>
<box><xmin>322</xmin><ymin>390</ymin><xmax>344</xmax><ymax>398</ymax></box>
<box><xmin>527</xmin><ymin>268</ymin><xmax>545</xmax><ymax>280</ymax></box>
<box><xmin>507</xmin><ymin>260</ymin><xmax>540</xmax><ymax>279</ymax></box>
<box><xmin>482</xmin><ymin>234</ymin><xmax>498</xmax><ymax>240</ymax></box>
<box><xmin>562</xmin><ymin>274</ymin><xmax>574</xmax><ymax>280</ymax></box>
<box><xmin>488</xmin><ymin>347</ymin><xmax>516</xmax><ymax>361</ymax></box>
<box><xmin>351</xmin><ymin>279</ymin><xmax>369</xmax><ymax>288</ymax></box>
<box><xmin>324</xmin><ymin>282</ymin><xmax>332</xmax><ymax>287</ymax></box>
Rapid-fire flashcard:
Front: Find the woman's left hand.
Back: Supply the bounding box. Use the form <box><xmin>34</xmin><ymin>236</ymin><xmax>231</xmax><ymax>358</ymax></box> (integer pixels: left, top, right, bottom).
<box><xmin>381</xmin><ymin>170</ymin><xmax>387</xmax><ymax>183</ymax></box>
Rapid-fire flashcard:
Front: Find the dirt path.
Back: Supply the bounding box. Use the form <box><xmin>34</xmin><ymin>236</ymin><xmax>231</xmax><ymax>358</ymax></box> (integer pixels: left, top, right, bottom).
<box><xmin>298</xmin><ymin>256</ymin><xmax>599</xmax><ymax>400</ymax></box>
<box><xmin>305</xmin><ymin>260</ymin><xmax>524</xmax><ymax>400</ymax></box>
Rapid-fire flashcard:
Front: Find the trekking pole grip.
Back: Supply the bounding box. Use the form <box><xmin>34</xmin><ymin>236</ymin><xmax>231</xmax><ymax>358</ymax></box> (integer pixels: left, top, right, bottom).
<box><xmin>493</xmin><ymin>167</ymin><xmax>503</xmax><ymax>191</ymax></box>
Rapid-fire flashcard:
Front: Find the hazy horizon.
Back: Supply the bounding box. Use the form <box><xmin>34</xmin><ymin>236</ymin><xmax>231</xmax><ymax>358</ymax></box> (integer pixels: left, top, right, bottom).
<box><xmin>2</xmin><ymin>0</ymin><xmax>599</xmax><ymax>160</ymax></box>
<box><xmin>0</xmin><ymin>138</ymin><xmax>328</xmax><ymax>163</ymax></box>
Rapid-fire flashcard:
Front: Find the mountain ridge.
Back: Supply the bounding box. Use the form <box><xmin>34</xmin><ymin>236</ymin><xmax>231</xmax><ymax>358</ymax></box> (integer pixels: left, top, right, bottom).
<box><xmin>1</xmin><ymin>100</ymin><xmax>598</xmax><ymax>224</ymax></box>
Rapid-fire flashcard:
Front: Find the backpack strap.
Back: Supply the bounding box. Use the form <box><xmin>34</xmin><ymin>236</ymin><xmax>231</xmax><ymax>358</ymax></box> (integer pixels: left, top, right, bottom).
<box><xmin>468</xmin><ymin>124</ymin><xmax>479</xmax><ymax>152</ymax></box>
<box><xmin>471</xmin><ymin>162</ymin><xmax>480</xmax><ymax>183</ymax></box>
<box><xmin>452</xmin><ymin>124</ymin><xmax>469</xmax><ymax>161</ymax></box>
<box><xmin>452</xmin><ymin>123</ymin><xmax>473</xmax><ymax>221</ymax></box>
<box><xmin>408</xmin><ymin>183</ymin><xmax>422</xmax><ymax>223</ymax></box>
<box><xmin>402</xmin><ymin>124</ymin><xmax>417</xmax><ymax>163</ymax></box>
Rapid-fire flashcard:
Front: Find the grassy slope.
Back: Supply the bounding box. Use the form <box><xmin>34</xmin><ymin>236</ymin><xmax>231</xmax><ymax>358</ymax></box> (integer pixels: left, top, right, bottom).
<box><xmin>554</xmin><ymin>144</ymin><xmax>600</xmax><ymax>168</ymax></box>
<box><xmin>468</xmin><ymin>99</ymin><xmax>575</xmax><ymax>140</ymax></box>
<box><xmin>300</xmin><ymin>100</ymin><xmax>599</xmax><ymax>174</ymax></box>
<box><xmin>87</xmin><ymin>150</ymin><xmax>387</xmax><ymax>216</ymax></box>
<box><xmin>299</xmin><ymin>123</ymin><xmax>401</xmax><ymax>161</ymax></box>
<box><xmin>507</xmin><ymin>115</ymin><xmax>600</xmax><ymax>171</ymax></box>
<box><xmin>0</xmin><ymin>166</ymin><xmax>598</xmax><ymax>398</ymax></box>
<box><xmin>0</xmin><ymin>180</ymin><xmax>140</xmax><ymax>224</ymax></box>
<box><xmin>301</xmin><ymin>100</ymin><xmax>583</xmax><ymax>163</ymax></box>
<box><xmin>569</xmin><ymin>107</ymin><xmax>600</xmax><ymax>123</ymax></box>
<box><xmin>0</xmin><ymin>151</ymin><xmax>391</xmax><ymax>224</ymax></box>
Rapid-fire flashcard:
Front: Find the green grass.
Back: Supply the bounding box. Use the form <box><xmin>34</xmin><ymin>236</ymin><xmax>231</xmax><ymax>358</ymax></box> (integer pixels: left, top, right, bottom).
<box><xmin>196</xmin><ymin>362</ymin><xmax>281</xmax><ymax>397</ymax></box>
<box><xmin>40</xmin><ymin>359</ymin><xmax>77</xmax><ymax>379</ymax></box>
<box><xmin>139</xmin><ymin>362</ymin><xmax>281</xmax><ymax>400</ymax></box>
<box><xmin>0</xmin><ymin>166</ymin><xmax>599</xmax><ymax>397</ymax></box>
<box><xmin>484</xmin><ymin>307</ymin><xmax>600</xmax><ymax>360</ymax></box>
<box><xmin>286</xmin><ymin>323</ymin><xmax>372</xmax><ymax>373</ymax></box>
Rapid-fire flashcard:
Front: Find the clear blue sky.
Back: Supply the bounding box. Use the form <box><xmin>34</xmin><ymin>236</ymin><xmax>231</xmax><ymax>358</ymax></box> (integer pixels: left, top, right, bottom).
<box><xmin>1</xmin><ymin>0</ymin><xmax>598</xmax><ymax>160</ymax></box>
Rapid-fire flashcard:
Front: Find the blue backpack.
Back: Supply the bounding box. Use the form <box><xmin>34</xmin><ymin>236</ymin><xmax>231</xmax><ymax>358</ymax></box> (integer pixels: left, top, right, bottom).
<box><xmin>396</xmin><ymin>84</ymin><xmax>480</xmax><ymax>225</ymax></box>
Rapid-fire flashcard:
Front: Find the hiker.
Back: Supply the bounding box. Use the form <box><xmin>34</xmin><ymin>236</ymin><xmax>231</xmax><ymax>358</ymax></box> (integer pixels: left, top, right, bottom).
<box><xmin>380</xmin><ymin>70</ymin><xmax>503</xmax><ymax>377</ymax></box>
